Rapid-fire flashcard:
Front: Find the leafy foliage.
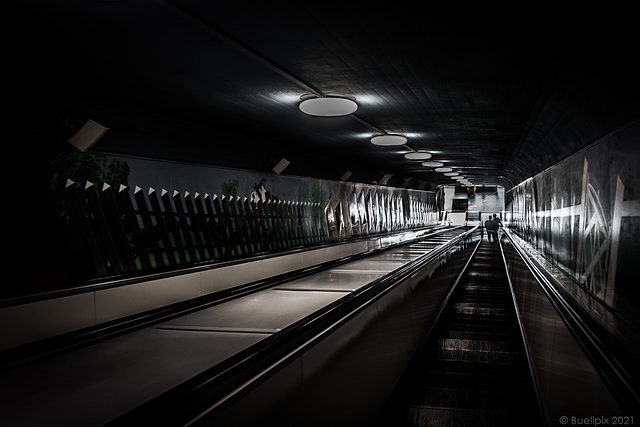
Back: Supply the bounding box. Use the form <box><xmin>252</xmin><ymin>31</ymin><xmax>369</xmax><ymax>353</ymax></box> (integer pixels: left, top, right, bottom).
<box><xmin>222</xmin><ymin>179</ymin><xmax>239</xmax><ymax>198</ymax></box>
<box><xmin>303</xmin><ymin>179</ymin><xmax>327</xmax><ymax>204</ymax></box>
<box><xmin>48</xmin><ymin>150</ymin><xmax>130</xmax><ymax>198</ymax></box>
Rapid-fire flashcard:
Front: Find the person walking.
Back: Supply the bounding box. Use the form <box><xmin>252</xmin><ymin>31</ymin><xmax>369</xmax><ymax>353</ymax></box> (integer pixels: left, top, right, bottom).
<box><xmin>492</xmin><ymin>213</ymin><xmax>503</xmax><ymax>228</ymax></box>
<box><xmin>485</xmin><ymin>215</ymin><xmax>499</xmax><ymax>242</ymax></box>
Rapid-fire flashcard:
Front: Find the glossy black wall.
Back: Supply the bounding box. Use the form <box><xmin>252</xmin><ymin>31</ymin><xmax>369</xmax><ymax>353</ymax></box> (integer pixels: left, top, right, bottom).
<box><xmin>506</xmin><ymin>119</ymin><xmax>640</xmax><ymax>327</ymax></box>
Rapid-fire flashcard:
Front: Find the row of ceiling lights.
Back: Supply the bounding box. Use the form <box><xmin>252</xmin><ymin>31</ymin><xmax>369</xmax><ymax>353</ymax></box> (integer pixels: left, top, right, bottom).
<box><xmin>298</xmin><ymin>95</ymin><xmax>475</xmax><ymax>187</ymax></box>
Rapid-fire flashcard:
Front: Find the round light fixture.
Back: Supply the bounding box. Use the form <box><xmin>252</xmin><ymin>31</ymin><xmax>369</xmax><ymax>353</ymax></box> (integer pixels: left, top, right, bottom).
<box><xmin>370</xmin><ymin>134</ymin><xmax>407</xmax><ymax>146</ymax></box>
<box><xmin>404</xmin><ymin>151</ymin><xmax>432</xmax><ymax>160</ymax></box>
<box><xmin>421</xmin><ymin>161</ymin><xmax>444</xmax><ymax>167</ymax></box>
<box><xmin>435</xmin><ymin>167</ymin><xmax>453</xmax><ymax>172</ymax></box>
<box><xmin>444</xmin><ymin>172</ymin><xmax>459</xmax><ymax>176</ymax></box>
<box><xmin>299</xmin><ymin>96</ymin><xmax>358</xmax><ymax>116</ymax></box>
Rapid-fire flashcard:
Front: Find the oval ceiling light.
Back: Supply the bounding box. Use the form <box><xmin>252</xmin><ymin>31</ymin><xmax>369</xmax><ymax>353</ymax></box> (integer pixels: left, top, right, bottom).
<box><xmin>435</xmin><ymin>167</ymin><xmax>453</xmax><ymax>172</ymax></box>
<box><xmin>404</xmin><ymin>151</ymin><xmax>432</xmax><ymax>160</ymax></box>
<box><xmin>444</xmin><ymin>172</ymin><xmax>459</xmax><ymax>176</ymax></box>
<box><xmin>422</xmin><ymin>161</ymin><xmax>444</xmax><ymax>168</ymax></box>
<box><xmin>299</xmin><ymin>96</ymin><xmax>358</xmax><ymax>116</ymax></box>
<box><xmin>370</xmin><ymin>134</ymin><xmax>407</xmax><ymax>146</ymax></box>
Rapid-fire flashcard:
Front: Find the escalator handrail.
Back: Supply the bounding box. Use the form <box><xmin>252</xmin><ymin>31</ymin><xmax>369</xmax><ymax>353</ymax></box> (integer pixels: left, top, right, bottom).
<box><xmin>503</xmin><ymin>230</ymin><xmax>640</xmax><ymax>416</ymax></box>
<box><xmin>498</xmin><ymin>240</ymin><xmax>549</xmax><ymax>426</ymax></box>
<box><xmin>107</xmin><ymin>226</ymin><xmax>480</xmax><ymax>426</ymax></box>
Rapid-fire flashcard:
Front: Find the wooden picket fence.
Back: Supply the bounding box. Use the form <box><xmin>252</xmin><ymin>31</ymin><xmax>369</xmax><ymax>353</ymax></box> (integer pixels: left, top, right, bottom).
<box><xmin>65</xmin><ymin>180</ymin><xmax>327</xmax><ymax>277</ymax></box>
<box><xmin>2</xmin><ymin>179</ymin><xmax>438</xmax><ymax>296</ymax></box>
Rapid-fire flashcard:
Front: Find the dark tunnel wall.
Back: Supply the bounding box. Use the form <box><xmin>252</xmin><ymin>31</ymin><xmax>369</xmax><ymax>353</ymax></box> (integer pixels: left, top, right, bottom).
<box><xmin>505</xmin><ymin>119</ymin><xmax>640</xmax><ymax>327</ymax></box>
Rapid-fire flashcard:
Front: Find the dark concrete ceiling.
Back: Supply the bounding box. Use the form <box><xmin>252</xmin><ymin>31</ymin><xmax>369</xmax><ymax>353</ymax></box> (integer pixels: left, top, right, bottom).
<box><xmin>6</xmin><ymin>1</ymin><xmax>640</xmax><ymax>191</ymax></box>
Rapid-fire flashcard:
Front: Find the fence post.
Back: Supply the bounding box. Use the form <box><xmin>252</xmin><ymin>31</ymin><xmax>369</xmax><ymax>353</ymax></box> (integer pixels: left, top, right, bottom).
<box><xmin>243</xmin><ymin>198</ymin><xmax>260</xmax><ymax>253</ymax></box>
<box><xmin>296</xmin><ymin>202</ymin><xmax>306</xmax><ymax>245</ymax></box>
<box><xmin>212</xmin><ymin>195</ymin><xmax>234</xmax><ymax>257</ymax></box>
<box><xmin>184</xmin><ymin>191</ymin><xmax>205</xmax><ymax>262</ymax></box>
<box><xmin>65</xmin><ymin>179</ymin><xmax>107</xmax><ymax>276</ymax></box>
<box><xmin>134</xmin><ymin>186</ymin><xmax>166</xmax><ymax>268</ymax></box>
<box><xmin>148</xmin><ymin>188</ymin><xmax>178</xmax><ymax>266</ymax></box>
<box><xmin>158</xmin><ymin>189</ymin><xmax>185</xmax><ymax>264</ymax></box>
<box><xmin>229</xmin><ymin>196</ymin><xmax>248</xmax><ymax>255</ymax></box>
<box><xmin>193</xmin><ymin>192</ymin><xmax>216</xmax><ymax>261</ymax></box>
<box><xmin>255</xmin><ymin>200</ymin><xmax>271</xmax><ymax>251</ymax></box>
<box><xmin>118</xmin><ymin>185</ymin><xmax>153</xmax><ymax>271</ymax></box>
<box><xmin>101</xmin><ymin>183</ymin><xmax>137</xmax><ymax>272</ymax></box>
<box><xmin>84</xmin><ymin>181</ymin><xmax>124</xmax><ymax>274</ymax></box>
<box><xmin>221</xmin><ymin>195</ymin><xmax>241</xmax><ymax>256</ymax></box>
<box><xmin>202</xmin><ymin>193</ymin><xmax>224</xmax><ymax>259</ymax></box>
<box><xmin>172</xmin><ymin>190</ymin><xmax>198</xmax><ymax>263</ymax></box>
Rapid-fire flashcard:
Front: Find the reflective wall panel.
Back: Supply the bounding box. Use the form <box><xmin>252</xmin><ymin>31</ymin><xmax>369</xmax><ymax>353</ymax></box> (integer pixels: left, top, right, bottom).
<box><xmin>505</xmin><ymin>119</ymin><xmax>640</xmax><ymax>328</ymax></box>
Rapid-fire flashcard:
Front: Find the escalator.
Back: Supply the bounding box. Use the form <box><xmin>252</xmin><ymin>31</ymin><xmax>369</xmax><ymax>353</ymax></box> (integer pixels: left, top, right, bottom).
<box><xmin>376</xmin><ymin>241</ymin><xmax>545</xmax><ymax>426</ymax></box>
<box><xmin>0</xmin><ymin>226</ymin><xmax>478</xmax><ymax>426</ymax></box>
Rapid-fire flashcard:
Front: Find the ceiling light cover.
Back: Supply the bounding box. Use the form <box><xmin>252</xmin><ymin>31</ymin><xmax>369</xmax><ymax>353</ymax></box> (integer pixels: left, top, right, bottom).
<box><xmin>299</xmin><ymin>96</ymin><xmax>358</xmax><ymax>116</ymax></box>
<box><xmin>422</xmin><ymin>161</ymin><xmax>444</xmax><ymax>167</ymax></box>
<box><xmin>370</xmin><ymin>134</ymin><xmax>407</xmax><ymax>146</ymax></box>
<box><xmin>444</xmin><ymin>172</ymin><xmax>459</xmax><ymax>176</ymax></box>
<box><xmin>404</xmin><ymin>151</ymin><xmax>432</xmax><ymax>160</ymax></box>
<box><xmin>435</xmin><ymin>167</ymin><xmax>453</xmax><ymax>172</ymax></box>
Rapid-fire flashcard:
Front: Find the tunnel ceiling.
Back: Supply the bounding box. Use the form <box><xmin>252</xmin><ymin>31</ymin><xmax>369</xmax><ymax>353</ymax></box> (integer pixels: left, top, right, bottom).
<box><xmin>6</xmin><ymin>2</ymin><xmax>640</xmax><ymax>191</ymax></box>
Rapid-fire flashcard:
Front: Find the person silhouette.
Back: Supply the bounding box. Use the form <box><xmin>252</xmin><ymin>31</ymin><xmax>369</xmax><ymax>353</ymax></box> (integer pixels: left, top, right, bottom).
<box><xmin>492</xmin><ymin>213</ymin><xmax>503</xmax><ymax>228</ymax></box>
<box><xmin>485</xmin><ymin>214</ymin><xmax>499</xmax><ymax>242</ymax></box>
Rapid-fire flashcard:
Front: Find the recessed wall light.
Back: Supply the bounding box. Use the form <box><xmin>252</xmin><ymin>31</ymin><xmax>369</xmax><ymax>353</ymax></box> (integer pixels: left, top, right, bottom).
<box><xmin>299</xmin><ymin>96</ymin><xmax>358</xmax><ymax>116</ymax></box>
<box><xmin>404</xmin><ymin>151</ymin><xmax>432</xmax><ymax>160</ymax></box>
<box><xmin>422</xmin><ymin>161</ymin><xmax>444</xmax><ymax>167</ymax></box>
<box><xmin>370</xmin><ymin>134</ymin><xmax>407</xmax><ymax>146</ymax></box>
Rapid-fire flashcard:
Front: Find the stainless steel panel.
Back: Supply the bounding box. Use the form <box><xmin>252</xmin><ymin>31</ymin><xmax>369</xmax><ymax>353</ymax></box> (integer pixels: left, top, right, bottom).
<box><xmin>503</xmin><ymin>240</ymin><xmax>623</xmax><ymax>423</ymax></box>
<box><xmin>333</xmin><ymin>258</ymin><xmax>407</xmax><ymax>274</ymax></box>
<box><xmin>275</xmin><ymin>269</ymin><xmax>385</xmax><ymax>292</ymax></box>
<box><xmin>274</xmin><ymin>245</ymin><xmax>426</xmax><ymax>292</ymax></box>
<box><xmin>0</xmin><ymin>328</ymin><xmax>267</xmax><ymax>426</ymax></box>
<box><xmin>375</xmin><ymin>276</ymin><xmax>419</xmax><ymax>382</ymax></box>
<box><xmin>210</xmin><ymin>357</ymin><xmax>305</xmax><ymax>427</ymax></box>
<box><xmin>297</xmin><ymin>304</ymin><xmax>383</xmax><ymax>427</ymax></box>
<box><xmin>161</xmin><ymin>289</ymin><xmax>345</xmax><ymax>331</ymax></box>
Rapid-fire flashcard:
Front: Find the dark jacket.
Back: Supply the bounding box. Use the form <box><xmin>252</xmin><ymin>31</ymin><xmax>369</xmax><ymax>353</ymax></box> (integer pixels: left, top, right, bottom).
<box><xmin>485</xmin><ymin>218</ymin><xmax>499</xmax><ymax>231</ymax></box>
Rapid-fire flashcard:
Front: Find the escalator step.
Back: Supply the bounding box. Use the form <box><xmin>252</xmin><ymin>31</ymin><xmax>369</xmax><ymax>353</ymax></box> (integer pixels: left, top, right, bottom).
<box><xmin>415</xmin><ymin>365</ymin><xmax>532</xmax><ymax>388</ymax></box>
<box><xmin>375</xmin><ymin>242</ymin><xmax>543</xmax><ymax>426</ymax></box>
<box><xmin>405</xmin><ymin>385</ymin><xmax>536</xmax><ymax>413</ymax></box>
<box><xmin>403</xmin><ymin>405</ymin><xmax>535</xmax><ymax>427</ymax></box>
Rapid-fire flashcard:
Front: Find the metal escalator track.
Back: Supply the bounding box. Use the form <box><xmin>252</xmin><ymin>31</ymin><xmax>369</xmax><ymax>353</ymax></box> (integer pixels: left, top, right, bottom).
<box><xmin>376</xmin><ymin>241</ymin><xmax>544</xmax><ymax>426</ymax></box>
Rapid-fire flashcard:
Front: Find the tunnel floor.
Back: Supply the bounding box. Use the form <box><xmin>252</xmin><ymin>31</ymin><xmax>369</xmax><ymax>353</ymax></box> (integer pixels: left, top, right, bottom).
<box><xmin>375</xmin><ymin>241</ymin><xmax>544</xmax><ymax>426</ymax></box>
